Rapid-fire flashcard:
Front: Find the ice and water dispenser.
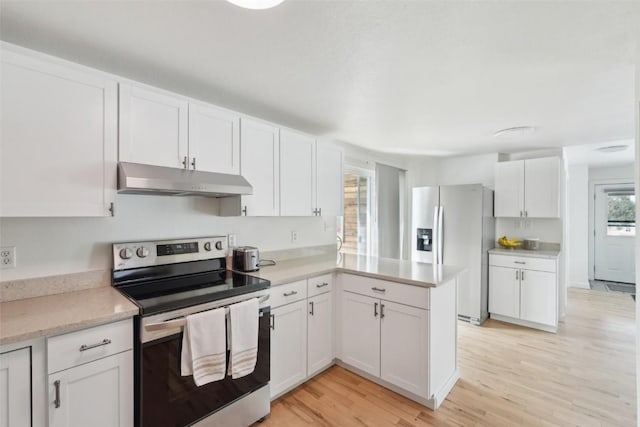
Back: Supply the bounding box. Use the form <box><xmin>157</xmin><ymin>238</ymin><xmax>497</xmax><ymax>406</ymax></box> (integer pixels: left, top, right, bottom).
<box><xmin>416</xmin><ymin>228</ymin><xmax>432</xmax><ymax>252</ymax></box>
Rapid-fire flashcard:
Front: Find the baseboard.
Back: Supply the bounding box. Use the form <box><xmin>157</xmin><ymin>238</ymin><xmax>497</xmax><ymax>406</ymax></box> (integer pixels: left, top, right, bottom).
<box><xmin>490</xmin><ymin>313</ymin><xmax>557</xmax><ymax>333</ymax></box>
<box><xmin>569</xmin><ymin>281</ymin><xmax>590</xmax><ymax>289</ymax></box>
<box><xmin>431</xmin><ymin>369</ymin><xmax>460</xmax><ymax>409</ymax></box>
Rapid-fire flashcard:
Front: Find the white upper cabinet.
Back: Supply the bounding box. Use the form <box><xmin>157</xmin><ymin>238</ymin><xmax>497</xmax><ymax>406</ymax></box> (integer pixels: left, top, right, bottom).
<box><xmin>494</xmin><ymin>160</ymin><xmax>524</xmax><ymax>217</ymax></box>
<box><xmin>119</xmin><ymin>83</ymin><xmax>188</xmax><ymax>169</ymax></box>
<box><xmin>315</xmin><ymin>141</ymin><xmax>344</xmax><ymax>217</ymax></box>
<box><xmin>239</xmin><ymin>118</ymin><xmax>280</xmax><ymax>216</ymax></box>
<box><xmin>188</xmin><ymin>103</ymin><xmax>240</xmax><ymax>174</ymax></box>
<box><xmin>494</xmin><ymin>157</ymin><xmax>559</xmax><ymax>218</ymax></box>
<box><xmin>524</xmin><ymin>157</ymin><xmax>560</xmax><ymax>218</ymax></box>
<box><xmin>280</xmin><ymin>129</ymin><xmax>316</xmax><ymax>216</ymax></box>
<box><xmin>1</xmin><ymin>48</ymin><xmax>117</xmax><ymax>217</ymax></box>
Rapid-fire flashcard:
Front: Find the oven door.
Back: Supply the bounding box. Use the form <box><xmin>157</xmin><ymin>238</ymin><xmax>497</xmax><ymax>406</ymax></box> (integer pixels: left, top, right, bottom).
<box><xmin>138</xmin><ymin>306</ymin><xmax>270</xmax><ymax>427</ymax></box>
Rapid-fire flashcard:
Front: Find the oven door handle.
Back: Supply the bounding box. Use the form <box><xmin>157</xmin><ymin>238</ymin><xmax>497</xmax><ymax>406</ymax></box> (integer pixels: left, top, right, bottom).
<box><xmin>144</xmin><ymin>294</ymin><xmax>269</xmax><ymax>332</ymax></box>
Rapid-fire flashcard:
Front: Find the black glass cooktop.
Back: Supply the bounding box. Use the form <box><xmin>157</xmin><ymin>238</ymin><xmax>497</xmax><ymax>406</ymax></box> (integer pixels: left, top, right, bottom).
<box><xmin>113</xmin><ymin>259</ymin><xmax>270</xmax><ymax>315</ymax></box>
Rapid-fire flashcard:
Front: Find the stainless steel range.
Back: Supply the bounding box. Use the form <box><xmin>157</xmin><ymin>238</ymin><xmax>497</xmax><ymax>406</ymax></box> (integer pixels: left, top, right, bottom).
<box><xmin>112</xmin><ymin>236</ymin><xmax>271</xmax><ymax>427</ymax></box>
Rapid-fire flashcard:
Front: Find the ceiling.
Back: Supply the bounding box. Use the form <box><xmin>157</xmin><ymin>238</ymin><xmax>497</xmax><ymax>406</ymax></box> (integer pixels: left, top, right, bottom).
<box><xmin>564</xmin><ymin>139</ymin><xmax>635</xmax><ymax>166</ymax></box>
<box><xmin>1</xmin><ymin>1</ymin><xmax>639</xmax><ymax>156</ymax></box>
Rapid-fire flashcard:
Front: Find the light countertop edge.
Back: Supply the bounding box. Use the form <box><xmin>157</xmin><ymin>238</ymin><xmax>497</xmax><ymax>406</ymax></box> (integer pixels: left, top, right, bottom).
<box><xmin>0</xmin><ymin>286</ymin><xmax>139</xmax><ymax>346</ymax></box>
<box><xmin>488</xmin><ymin>248</ymin><xmax>561</xmax><ymax>259</ymax></box>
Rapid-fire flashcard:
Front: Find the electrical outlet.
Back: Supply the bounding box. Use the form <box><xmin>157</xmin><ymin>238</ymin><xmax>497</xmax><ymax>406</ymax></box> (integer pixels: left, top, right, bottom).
<box><xmin>291</xmin><ymin>231</ymin><xmax>298</xmax><ymax>243</ymax></box>
<box><xmin>228</xmin><ymin>233</ymin><xmax>237</xmax><ymax>247</ymax></box>
<box><xmin>0</xmin><ymin>247</ymin><xmax>16</xmax><ymax>269</ymax></box>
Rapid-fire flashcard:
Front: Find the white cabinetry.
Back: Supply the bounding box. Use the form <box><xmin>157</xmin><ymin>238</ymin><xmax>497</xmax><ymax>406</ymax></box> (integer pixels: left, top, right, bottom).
<box><xmin>1</xmin><ymin>48</ymin><xmax>117</xmax><ymax>217</ymax></box>
<box><xmin>280</xmin><ymin>129</ymin><xmax>315</xmax><ymax>216</ymax></box>
<box><xmin>489</xmin><ymin>253</ymin><xmax>558</xmax><ymax>331</ymax></box>
<box><xmin>0</xmin><ymin>348</ymin><xmax>31</xmax><ymax>427</ymax></box>
<box><xmin>494</xmin><ymin>157</ymin><xmax>560</xmax><ymax>218</ymax></box>
<box><xmin>340</xmin><ymin>291</ymin><xmax>380</xmax><ymax>376</ymax></box>
<box><xmin>270</xmin><ymin>299</ymin><xmax>308</xmax><ymax>398</ymax></box>
<box><xmin>47</xmin><ymin>319</ymin><xmax>133</xmax><ymax>427</ymax></box>
<box><xmin>307</xmin><ymin>291</ymin><xmax>333</xmax><ymax>376</ymax></box>
<box><xmin>315</xmin><ymin>141</ymin><xmax>344</xmax><ymax>217</ymax></box>
<box><xmin>119</xmin><ymin>83</ymin><xmax>240</xmax><ymax>175</ymax></box>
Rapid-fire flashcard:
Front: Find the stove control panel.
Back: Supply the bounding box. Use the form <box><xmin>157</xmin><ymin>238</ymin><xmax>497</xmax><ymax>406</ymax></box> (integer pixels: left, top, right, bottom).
<box><xmin>113</xmin><ymin>236</ymin><xmax>228</xmax><ymax>270</ymax></box>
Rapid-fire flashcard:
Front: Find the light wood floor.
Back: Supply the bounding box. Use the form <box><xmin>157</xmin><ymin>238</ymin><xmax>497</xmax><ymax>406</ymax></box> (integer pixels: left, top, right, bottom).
<box><xmin>260</xmin><ymin>289</ymin><xmax>636</xmax><ymax>426</ymax></box>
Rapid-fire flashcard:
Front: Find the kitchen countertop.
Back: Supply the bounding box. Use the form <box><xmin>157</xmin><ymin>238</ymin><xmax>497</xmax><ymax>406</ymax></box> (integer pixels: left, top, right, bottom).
<box><xmin>0</xmin><ymin>286</ymin><xmax>139</xmax><ymax>346</ymax></box>
<box><xmin>489</xmin><ymin>247</ymin><xmax>561</xmax><ymax>259</ymax></box>
<box><xmin>247</xmin><ymin>253</ymin><xmax>465</xmax><ymax>288</ymax></box>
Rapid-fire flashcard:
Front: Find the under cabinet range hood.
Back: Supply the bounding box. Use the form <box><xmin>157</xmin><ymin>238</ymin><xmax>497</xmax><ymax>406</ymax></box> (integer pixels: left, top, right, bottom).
<box><xmin>117</xmin><ymin>162</ymin><xmax>253</xmax><ymax>197</ymax></box>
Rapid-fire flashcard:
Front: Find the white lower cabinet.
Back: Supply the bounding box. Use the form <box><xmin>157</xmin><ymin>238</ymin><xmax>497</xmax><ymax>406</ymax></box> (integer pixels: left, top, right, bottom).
<box><xmin>489</xmin><ymin>253</ymin><xmax>558</xmax><ymax>331</ymax></box>
<box><xmin>307</xmin><ymin>292</ymin><xmax>333</xmax><ymax>377</ymax></box>
<box><xmin>340</xmin><ymin>292</ymin><xmax>380</xmax><ymax>377</ymax></box>
<box><xmin>47</xmin><ymin>319</ymin><xmax>133</xmax><ymax>426</ymax></box>
<box><xmin>270</xmin><ymin>299</ymin><xmax>308</xmax><ymax>398</ymax></box>
<box><xmin>48</xmin><ymin>351</ymin><xmax>133</xmax><ymax>427</ymax></box>
<box><xmin>380</xmin><ymin>301</ymin><xmax>428</xmax><ymax>397</ymax></box>
<box><xmin>0</xmin><ymin>347</ymin><xmax>31</xmax><ymax>427</ymax></box>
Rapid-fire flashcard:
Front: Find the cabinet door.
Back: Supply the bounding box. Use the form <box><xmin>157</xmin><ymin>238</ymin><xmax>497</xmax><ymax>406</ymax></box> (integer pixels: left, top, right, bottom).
<box><xmin>188</xmin><ymin>103</ymin><xmax>240</xmax><ymax>174</ymax></box>
<box><xmin>270</xmin><ymin>300</ymin><xmax>307</xmax><ymax>398</ymax></box>
<box><xmin>489</xmin><ymin>266</ymin><xmax>520</xmax><ymax>318</ymax></box>
<box><xmin>494</xmin><ymin>161</ymin><xmax>524</xmax><ymax>217</ymax></box>
<box><xmin>119</xmin><ymin>83</ymin><xmax>188</xmax><ymax>169</ymax></box>
<box><xmin>524</xmin><ymin>157</ymin><xmax>560</xmax><ymax>218</ymax></box>
<box><xmin>316</xmin><ymin>141</ymin><xmax>344</xmax><ymax>217</ymax></box>
<box><xmin>307</xmin><ymin>292</ymin><xmax>334</xmax><ymax>377</ymax></box>
<box><xmin>380</xmin><ymin>301</ymin><xmax>428</xmax><ymax>397</ymax></box>
<box><xmin>280</xmin><ymin>129</ymin><xmax>315</xmax><ymax>216</ymax></box>
<box><xmin>340</xmin><ymin>291</ymin><xmax>380</xmax><ymax>377</ymax></box>
<box><xmin>1</xmin><ymin>50</ymin><xmax>117</xmax><ymax>217</ymax></box>
<box><xmin>49</xmin><ymin>350</ymin><xmax>133</xmax><ymax>427</ymax></box>
<box><xmin>240</xmin><ymin>118</ymin><xmax>280</xmax><ymax>216</ymax></box>
<box><xmin>520</xmin><ymin>269</ymin><xmax>557</xmax><ymax>326</ymax></box>
<box><xmin>0</xmin><ymin>347</ymin><xmax>31</xmax><ymax>427</ymax></box>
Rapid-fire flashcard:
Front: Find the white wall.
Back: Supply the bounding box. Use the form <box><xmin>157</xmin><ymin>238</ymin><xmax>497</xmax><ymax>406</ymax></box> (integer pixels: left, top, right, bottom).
<box><xmin>587</xmin><ymin>163</ymin><xmax>635</xmax><ymax>280</ymax></box>
<box><xmin>567</xmin><ymin>164</ymin><xmax>590</xmax><ymax>288</ymax></box>
<box><xmin>0</xmin><ymin>195</ymin><xmax>336</xmax><ymax>281</ymax></box>
<box><xmin>495</xmin><ymin>218</ymin><xmax>563</xmax><ymax>243</ymax></box>
<box><xmin>435</xmin><ymin>153</ymin><xmax>500</xmax><ymax>188</ymax></box>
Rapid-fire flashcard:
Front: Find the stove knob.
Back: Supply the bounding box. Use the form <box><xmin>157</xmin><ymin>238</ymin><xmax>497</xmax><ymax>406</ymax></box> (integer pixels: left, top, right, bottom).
<box><xmin>204</xmin><ymin>242</ymin><xmax>212</xmax><ymax>251</ymax></box>
<box><xmin>215</xmin><ymin>241</ymin><xmax>224</xmax><ymax>250</ymax></box>
<box><xmin>136</xmin><ymin>247</ymin><xmax>149</xmax><ymax>258</ymax></box>
<box><xmin>119</xmin><ymin>248</ymin><xmax>133</xmax><ymax>260</ymax></box>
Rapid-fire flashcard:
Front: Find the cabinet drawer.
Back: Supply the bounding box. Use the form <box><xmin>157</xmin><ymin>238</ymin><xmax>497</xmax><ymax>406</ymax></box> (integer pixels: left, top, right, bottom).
<box><xmin>268</xmin><ymin>280</ymin><xmax>307</xmax><ymax>308</ymax></box>
<box><xmin>47</xmin><ymin>319</ymin><xmax>133</xmax><ymax>374</ymax></box>
<box><xmin>489</xmin><ymin>254</ymin><xmax>556</xmax><ymax>273</ymax></box>
<box><xmin>341</xmin><ymin>274</ymin><xmax>429</xmax><ymax>310</ymax></box>
<box><xmin>307</xmin><ymin>273</ymin><xmax>333</xmax><ymax>297</ymax></box>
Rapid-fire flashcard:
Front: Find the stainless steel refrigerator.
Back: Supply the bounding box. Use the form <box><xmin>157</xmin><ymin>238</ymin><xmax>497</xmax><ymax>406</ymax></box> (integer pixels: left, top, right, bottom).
<box><xmin>412</xmin><ymin>184</ymin><xmax>494</xmax><ymax>325</ymax></box>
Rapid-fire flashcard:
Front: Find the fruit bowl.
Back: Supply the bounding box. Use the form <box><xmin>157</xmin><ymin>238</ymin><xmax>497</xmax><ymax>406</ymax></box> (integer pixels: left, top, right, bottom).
<box><xmin>497</xmin><ymin>236</ymin><xmax>522</xmax><ymax>249</ymax></box>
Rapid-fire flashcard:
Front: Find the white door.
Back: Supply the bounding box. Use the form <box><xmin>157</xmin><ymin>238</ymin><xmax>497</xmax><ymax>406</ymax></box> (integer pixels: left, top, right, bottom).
<box><xmin>380</xmin><ymin>301</ymin><xmax>428</xmax><ymax>397</ymax></box>
<box><xmin>489</xmin><ymin>266</ymin><xmax>520</xmax><ymax>318</ymax></box>
<box><xmin>340</xmin><ymin>292</ymin><xmax>380</xmax><ymax>377</ymax></box>
<box><xmin>316</xmin><ymin>142</ymin><xmax>344</xmax><ymax>217</ymax></box>
<box><xmin>594</xmin><ymin>184</ymin><xmax>636</xmax><ymax>283</ymax></box>
<box><xmin>188</xmin><ymin>103</ymin><xmax>240</xmax><ymax>174</ymax></box>
<box><xmin>49</xmin><ymin>351</ymin><xmax>133</xmax><ymax>427</ymax></box>
<box><xmin>0</xmin><ymin>348</ymin><xmax>31</xmax><ymax>427</ymax></box>
<box><xmin>519</xmin><ymin>269</ymin><xmax>557</xmax><ymax>326</ymax></box>
<box><xmin>494</xmin><ymin>160</ymin><xmax>524</xmax><ymax>217</ymax></box>
<box><xmin>1</xmin><ymin>50</ymin><xmax>117</xmax><ymax>217</ymax></box>
<box><xmin>240</xmin><ymin>118</ymin><xmax>280</xmax><ymax>216</ymax></box>
<box><xmin>307</xmin><ymin>292</ymin><xmax>334</xmax><ymax>376</ymax></box>
<box><xmin>524</xmin><ymin>157</ymin><xmax>560</xmax><ymax>218</ymax></box>
<box><xmin>119</xmin><ymin>83</ymin><xmax>188</xmax><ymax>169</ymax></box>
<box><xmin>279</xmin><ymin>129</ymin><xmax>315</xmax><ymax>216</ymax></box>
<box><xmin>270</xmin><ymin>300</ymin><xmax>307</xmax><ymax>398</ymax></box>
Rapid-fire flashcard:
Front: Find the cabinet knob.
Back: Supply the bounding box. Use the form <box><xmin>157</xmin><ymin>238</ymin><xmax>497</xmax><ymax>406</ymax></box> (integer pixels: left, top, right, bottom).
<box><xmin>182</xmin><ymin>156</ymin><xmax>188</xmax><ymax>169</ymax></box>
<box><xmin>191</xmin><ymin>157</ymin><xmax>196</xmax><ymax>170</ymax></box>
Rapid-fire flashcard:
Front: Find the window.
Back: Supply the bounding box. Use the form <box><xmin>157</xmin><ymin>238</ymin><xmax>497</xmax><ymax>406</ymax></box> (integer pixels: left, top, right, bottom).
<box><xmin>338</xmin><ymin>167</ymin><xmax>376</xmax><ymax>256</ymax></box>
<box><xmin>606</xmin><ymin>190</ymin><xmax>635</xmax><ymax>237</ymax></box>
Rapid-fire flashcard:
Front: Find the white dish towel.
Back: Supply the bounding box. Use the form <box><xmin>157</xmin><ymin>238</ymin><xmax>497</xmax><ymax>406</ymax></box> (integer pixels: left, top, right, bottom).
<box><xmin>227</xmin><ymin>298</ymin><xmax>259</xmax><ymax>379</ymax></box>
<box><xmin>181</xmin><ymin>307</ymin><xmax>226</xmax><ymax>386</ymax></box>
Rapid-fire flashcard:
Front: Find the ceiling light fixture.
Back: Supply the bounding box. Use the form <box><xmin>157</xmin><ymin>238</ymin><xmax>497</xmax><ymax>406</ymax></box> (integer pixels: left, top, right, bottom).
<box><xmin>596</xmin><ymin>144</ymin><xmax>628</xmax><ymax>153</ymax></box>
<box><xmin>225</xmin><ymin>0</ymin><xmax>285</xmax><ymax>9</ymax></box>
<box><xmin>493</xmin><ymin>126</ymin><xmax>537</xmax><ymax>138</ymax></box>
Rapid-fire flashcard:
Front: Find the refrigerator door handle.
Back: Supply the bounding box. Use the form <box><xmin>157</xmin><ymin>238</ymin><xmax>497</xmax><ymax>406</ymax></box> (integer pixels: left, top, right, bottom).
<box><xmin>432</xmin><ymin>205</ymin><xmax>440</xmax><ymax>264</ymax></box>
<box><xmin>437</xmin><ymin>205</ymin><xmax>444</xmax><ymax>264</ymax></box>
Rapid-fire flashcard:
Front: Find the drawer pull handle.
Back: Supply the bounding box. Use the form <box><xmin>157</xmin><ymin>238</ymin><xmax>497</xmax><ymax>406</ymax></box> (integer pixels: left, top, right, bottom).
<box><xmin>54</xmin><ymin>380</ymin><xmax>61</xmax><ymax>408</ymax></box>
<box><xmin>514</xmin><ymin>261</ymin><xmax>526</xmax><ymax>265</ymax></box>
<box><xmin>316</xmin><ymin>282</ymin><xmax>329</xmax><ymax>288</ymax></box>
<box><xmin>283</xmin><ymin>290</ymin><xmax>298</xmax><ymax>297</ymax></box>
<box><xmin>371</xmin><ymin>287</ymin><xmax>386</xmax><ymax>293</ymax></box>
<box><xmin>79</xmin><ymin>339</ymin><xmax>112</xmax><ymax>352</ymax></box>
